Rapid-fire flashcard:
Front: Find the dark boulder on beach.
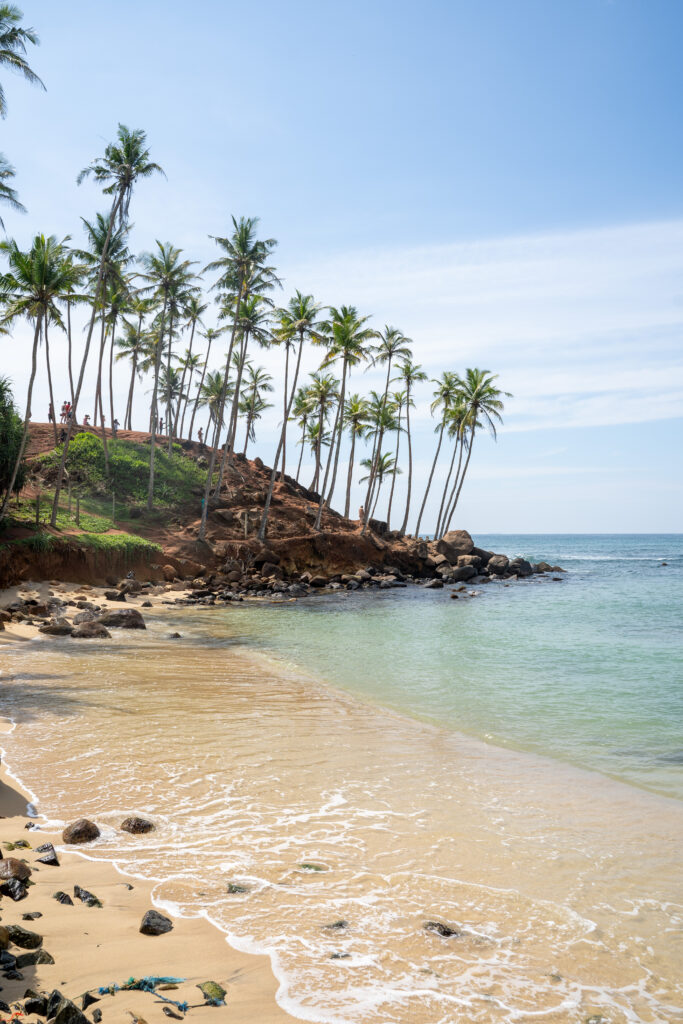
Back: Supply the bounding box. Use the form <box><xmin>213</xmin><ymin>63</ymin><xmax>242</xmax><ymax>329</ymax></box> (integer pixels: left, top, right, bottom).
<box><xmin>46</xmin><ymin>991</ymin><xmax>88</xmax><ymax>1024</ymax></box>
<box><xmin>139</xmin><ymin>909</ymin><xmax>173</xmax><ymax>935</ymax></box>
<box><xmin>71</xmin><ymin>621</ymin><xmax>111</xmax><ymax>639</ymax></box>
<box><xmin>74</xmin><ymin>884</ymin><xmax>102</xmax><ymax>907</ymax></box>
<box><xmin>103</xmin><ymin>590</ymin><xmax>126</xmax><ymax>602</ymax></box>
<box><xmin>36</xmin><ymin>842</ymin><xmax>60</xmax><ymax>866</ymax></box>
<box><xmin>424</xmin><ymin>578</ymin><xmax>444</xmax><ymax>589</ymax></box>
<box><xmin>1</xmin><ymin>878</ymin><xmax>28</xmax><ymax>901</ymax></box>
<box><xmin>435</xmin><ymin>529</ymin><xmax>474</xmax><ymax>562</ymax></box>
<box><xmin>62</xmin><ymin>819</ymin><xmax>100</xmax><ymax>844</ymax></box>
<box><xmin>121</xmin><ymin>816</ymin><xmax>155</xmax><ymax>834</ymax></box>
<box><xmin>72</xmin><ymin>609</ymin><xmax>95</xmax><ymax>624</ymax></box>
<box><xmin>97</xmin><ymin>608</ymin><xmax>146</xmax><ymax>629</ymax></box>
<box><xmin>0</xmin><ymin>857</ymin><xmax>32</xmax><ymax>882</ymax></box>
<box><xmin>6</xmin><ymin>924</ymin><xmax>43</xmax><ymax>949</ymax></box>
<box><xmin>39</xmin><ymin>620</ymin><xmax>74</xmax><ymax>636</ymax></box>
<box><xmin>52</xmin><ymin>891</ymin><xmax>73</xmax><ymax>905</ymax></box>
<box><xmin>16</xmin><ymin>948</ymin><xmax>54</xmax><ymax>968</ymax></box>
<box><xmin>487</xmin><ymin>554</ymin><xmax>509</xmax><ymax>575</ymax></box>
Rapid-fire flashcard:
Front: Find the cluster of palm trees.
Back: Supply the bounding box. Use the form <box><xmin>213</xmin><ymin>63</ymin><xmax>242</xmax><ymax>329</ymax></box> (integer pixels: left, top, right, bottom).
<box><xmin>0</xmin><ymin>10</ymin><xmax>510</xmax><ymax>538</ymax></box>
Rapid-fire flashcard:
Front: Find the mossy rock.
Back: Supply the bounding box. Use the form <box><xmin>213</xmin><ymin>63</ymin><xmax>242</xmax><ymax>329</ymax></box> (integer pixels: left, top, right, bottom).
<box><xmin>298</xmin><ymin>862</ymin><xmax>326</xmax><ymax>872</ymax></box>
<box><xmin>197</xmin><ymin>981</ymin><xmax>226</xmax><ymax>1004</ymax></box>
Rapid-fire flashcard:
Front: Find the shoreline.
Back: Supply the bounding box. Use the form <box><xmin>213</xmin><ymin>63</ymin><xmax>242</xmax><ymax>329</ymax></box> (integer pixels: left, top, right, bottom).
<box><xmin>0</xmin><ymin>728</ymin><xmax>299</xmax><ymax>1024</ymax></box>
<box><xmin>2</xmin><ymin>577</ymin><xmax>681</xmax><ymax>808</ymax></box>
<box><xmin>2</xmin><ymin>576</ymin><xmax>682</xmax><ymax>1023</ymax></box>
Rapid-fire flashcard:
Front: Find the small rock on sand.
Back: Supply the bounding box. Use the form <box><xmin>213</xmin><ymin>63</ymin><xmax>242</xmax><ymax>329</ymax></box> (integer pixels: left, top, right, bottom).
<box><xmin>139</xmin><ymin>909</ymin><xmax>173</xmax><ymax>935</ymax></box>
<box><xmin>62</xmin><ymin>819</ymin><xmax>100</xmax><ymax>844</ymax></box>
<box><xmin>121</xmin><ymin>816</ymin><xmax>155</xmax><ymax>834</ymax></box>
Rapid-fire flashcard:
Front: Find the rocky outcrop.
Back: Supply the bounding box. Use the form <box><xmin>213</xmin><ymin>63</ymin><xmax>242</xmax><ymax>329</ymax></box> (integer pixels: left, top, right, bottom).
<box><xmin>435</xmin><ymin>529</ymin><xmax>474</xmax><ymax>562</ymax></box>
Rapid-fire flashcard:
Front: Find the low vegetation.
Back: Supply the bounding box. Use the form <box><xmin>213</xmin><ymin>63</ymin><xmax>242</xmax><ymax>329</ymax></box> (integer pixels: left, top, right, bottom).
<box><xmin>33</xmin><ymin>433</ymin><xmax>208</xmax><ymax>510</ymax></box>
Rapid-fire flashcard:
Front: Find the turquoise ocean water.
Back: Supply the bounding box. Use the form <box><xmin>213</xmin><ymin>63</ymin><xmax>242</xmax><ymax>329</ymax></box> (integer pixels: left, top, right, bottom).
<box><xmin>217</xmin><ymin>534</ymin><xmax>683</xmax><ymax>800</ymax></box>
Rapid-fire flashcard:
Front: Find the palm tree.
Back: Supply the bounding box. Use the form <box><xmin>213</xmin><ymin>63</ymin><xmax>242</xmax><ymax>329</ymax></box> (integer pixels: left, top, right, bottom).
<box><xmin>76</xmin><ymin>212</ymin><xmax>132</xmax><ymax>447</ymax></box>
<box><xmin>398</xmin><ymin>358</ymin><xmax>427</xmax><ymax>536</ymax></box>
<box><xmin>362</xmin><ymin>325</ymin><xmax>411</xmax><ymax>530</ymax></box>
<box><xmin>239</xmin><ymin>364</ymin><xmax>273</xmax><ymax>455</ymax></box>
<box><xmin>306</xmin><ymin>370</ymin><xmax>339</xmax><ymax>494</ymax></box>
<box><xmin>51</xmin><ymin>124</ymin><xmax>164</xmax><ymax>525</ymax></box>
<box><xmin>115</xmin><ymin>320</ymin><xmax>147</xmax><ymax>431</ymax></box>
<box><xmin>342</xmin><ymin>393</ymin><xmax>369</xmax><ymax>519</ymax></box>
<box><xmin>385</xmin><ymin>390</ymin><xmax>407</xmax><ymax>530</ymax></box>
<box><xmin>414</xmin><ymin>371</ymin><xmax>462</xmax><ymax>538</ymax></box>
<box><xmin>314</xmin><ymin>305</ymin><xmax>376</xmax><ymax>530</ymax></box>
<box><xmin>138</xmin><ymin>241</ymin><xmax>195</xmax><ymax>508</ymax></box>
<box><xmin>198</xmin><ymin>369</ymin><xmax>234</xmax><ymax>430</ymax></box>
<box><xmin>258</xmin><ymin>291</ymin><xmax>323</xmax><ymax>540</ymax></box>
<box><xmin>118</xmin><ymin>293</ymin><xmax>154</xmax><ymax>429</ymax></box>
<box><xmin>199</xmin><ymin>216</ymin><xmax>277</xmax><ymax>541</ymax></box>
<box><xmin>290</xmin><ymin>385</ymin><xmax>313</xmax><ymax>484</ymax></box>
<box><xmin>158</xmin><ymin>364</ymin><xmax>186</xmax><ymax>426</ymax></box>
<box><xmin>177</xmin><ymin>349</ymin><xmax>203</xmax><ymax>437</ymax></box>
<box><xmin>360</xmin><ymin>452</ymin><xmax>401</xmax><ymax>523</ymax></box>
<box><xmin>188</xmin><ymin>325</ymin><xmax>222</xmax><ymax>442</ymax></box>
<box><xmin>0</xmin><ymin>234</ymin><xmax>74</xmax><ymax>519</ymax></box>
<box><xmin>0</xmin><ymin>4</ymin><xmax>44</xmax><ymax>117</ymax></box>
<box><xmin>0</xmin><ymin>153</ymin><xmax>24</xmax><ymax>228</ymax></box>
<box><xmin>440</xmin><ymin>369</ymin><xmax>511</xmax><ymax>535</ymax></box>
<box><xmin>433</xmin><ymin>399</ymin><xmax>468</xmax><ymax>540</ymax></box>
<box><xmin>176</xmin><ymin>294</ymin><xmax>207</xmax><ymax>438</ymax></box>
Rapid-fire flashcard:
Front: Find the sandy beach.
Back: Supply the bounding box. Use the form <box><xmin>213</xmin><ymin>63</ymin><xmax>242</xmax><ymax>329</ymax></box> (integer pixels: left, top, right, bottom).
<box><xmin>0</xmin><ymin>582</ymin><xmax>300</xmax><ymax>1024</ymax></box>
<box><xmin>0</xmin><ymin>751</ymin><xmax>294</xmax><ymax>1024</ymax></box>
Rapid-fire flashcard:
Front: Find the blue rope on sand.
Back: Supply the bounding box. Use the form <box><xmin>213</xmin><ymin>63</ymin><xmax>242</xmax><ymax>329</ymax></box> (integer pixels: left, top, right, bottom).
<box><xmin>97</xmin><ymin>976</ymin><xmax>189</xmax><ymax>1013</ymax></box>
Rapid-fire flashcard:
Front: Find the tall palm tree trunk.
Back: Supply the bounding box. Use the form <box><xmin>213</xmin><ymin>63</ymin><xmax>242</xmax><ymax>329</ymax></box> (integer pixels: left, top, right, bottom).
<box><xmin>434</xmin><ymin>437</ymin><xmax>460</xmax><ymax>540</ymax></box>
<box><xmin>344</xmin><ymin>429</ymin><xmax>357</xmax><ymax>519</ymax></box>
<box><xmin>146</xmin><ymin>295</ymin><xmax>168</xmax><ymax>510</ymax></box>
<box><xmin>280</xmin><ymin>344</ymin><xmax>290</xmax><ymax>481</ymax></box>
<box><xmin>166</xmin><ymin>313</ymin><xmax>175</xmax><ymax>453</ymax></box>
<box><xmin>386</xmin><ymin>416</ymin><xmax>402</xmax><ymax>530</ymax></box>
<box><xmin>175</xmin><ymin>320</ymin><xmax>196</xmax><ymax>440</ymax></box>
<box><xmin>43</xmin><ymin>320</ymin><xmax>58</xmax><ymax>444</ymax></box>
<box><xmin>399</xmin><ymin>386</ymin><xmax>413</xmax><ymax>537</ymax></box>
<box><xmin>258</xmin><ymin>332</ymin><xmax>305</xmax><ymax>541</ymax></box>
<box><xmin>226</xmin><ymin>329</ymin><xmax>249</xmax><ymax>458</ymax></box>
<box><xmin>124</xmin><ymin>354</ymin><xmax>137</xmax><ymax>431</ymax></box>
<box><xmin>51</xmin><ymin>192</ymin><xmax>122</xmax><ymax>526</ymax></box>
<box><xmin>295</xmin><ymin>417</ymin><xmax>307</xmax><ymax>483</ymax></box>
<box><xmin>188</xmin><ymin>336</ymin><xmax>213</xmax><ymax>441</ymax></box>
<box><xmin>437</xmin><ymin>437</ymin><xmax>465</xmax><ymax>540</ymax></box>
<box><xmin>66</xmin><ymin>299</ymin><xmax>75</xmax><ymax>406</ymax></box>
<box><xmin>0</xmin><ymin>316</ymin><xmax>41</xmax><ymax>520</ymax></box>
<box><xmin>198</xmin><ymin>275</ymin><xmax>245</xmax><ymax>542</ymax></box>
<box><xmin>442</xmin><ymin>427</ymin><xmax>475</xmax><ymax>535</ymax></box>
<box><xmin>322</xmin><ymin>359</ymin><xmax>348</xmax><ymax>513</ymax></box>
<box><xmin>362</xmin><ymin>360</ymin><xmax>392</xmax><ymax>524</ymax></box>
<box><xmin>414</xmin><ymin>418</ymin><xmax>446</xmax><ymax>539</ymax></box>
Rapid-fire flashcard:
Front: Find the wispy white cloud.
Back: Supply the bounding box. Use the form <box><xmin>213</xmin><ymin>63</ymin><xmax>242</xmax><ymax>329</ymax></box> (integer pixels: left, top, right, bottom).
<box><xmin>281</xmin><ymin>218</ymin><xmax>683</xmax><ymax>432</ymax></box>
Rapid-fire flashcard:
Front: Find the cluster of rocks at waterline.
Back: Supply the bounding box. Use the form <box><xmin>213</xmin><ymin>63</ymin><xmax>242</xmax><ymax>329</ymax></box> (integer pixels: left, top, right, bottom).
<box><xmin>1</xmin><ymin>588</ymin><xmax>148</xmax><ymax>637</ymax></box>
<box><xmin>155</xmin><ymin>528</ymin><xmax>565</xmax><ymax>605</ymax></box>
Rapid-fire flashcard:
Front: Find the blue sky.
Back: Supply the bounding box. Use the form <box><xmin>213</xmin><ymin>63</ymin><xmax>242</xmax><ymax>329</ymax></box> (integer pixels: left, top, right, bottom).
<box><xmin>2</xmin><ymin>0</ymin><xmax>683</xmax><ymax>532</ymax></box>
